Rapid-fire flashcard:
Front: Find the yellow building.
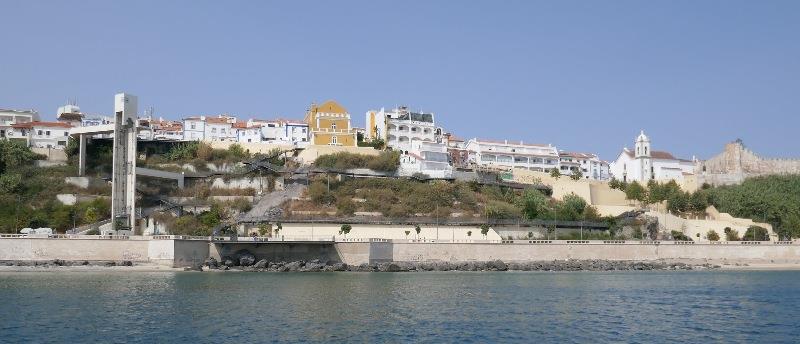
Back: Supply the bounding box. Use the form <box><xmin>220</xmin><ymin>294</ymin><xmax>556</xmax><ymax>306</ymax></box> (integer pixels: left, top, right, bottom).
<box><xmin>303</xmin><ymin>100</ymin><xmax>356</xmax><ymax>146</ymax></box>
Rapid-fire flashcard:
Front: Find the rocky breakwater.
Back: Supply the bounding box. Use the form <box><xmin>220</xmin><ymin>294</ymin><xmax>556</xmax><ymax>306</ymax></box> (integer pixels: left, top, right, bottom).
<box><xmin>199</xmin><ymin>252</ymin><xmax>719</xmax><ymax>272</ymax></box>
<box><xmin>1</xmin><ymin>260</ymin><xmax>135</xmax><ymax>267</ymax></box>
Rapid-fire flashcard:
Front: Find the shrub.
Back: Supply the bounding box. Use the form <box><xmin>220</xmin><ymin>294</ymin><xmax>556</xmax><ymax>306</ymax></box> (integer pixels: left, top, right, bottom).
<box><xmin>706</xmin><ymin>230</ymin><xmax>720</xmax><ymax>241</ymax></box>
<box><xmin>724</xmin><ymin>228</ymin><xmax>740</xmax><ymax>241</ymax></box>
<box><xmin>307</xmin><ymin>180</ymin><xmax>334</xmax><ymax>205</ymax></box>
<box><xmin>485</xmin><ymin>200</ymin><xmax>521</xmax><ymax>219</ymax></box>
<box><xmin>480</xmin><ymin>224</ymin><xmax>490</xmax><ymax>237</ymax></box>
<box><xmin>671</xmin><ymin>230</ymin><xmax>691</xmax><ymax>241</ymax></box>
<box><xmin>336</xmin><ymin>197</ymin><xmax>356</xmax><ymax>216</ymax></box>
<box><xmin>339</xmin><ymin>224</ymin><xmax>352</xmax><ymax>237</ymax></box>
<box><xmin>744</xmin><ymin>225</ymin><xmax>769</xmax><ymax>241</ymax></box>
<box><xmin>313</xmin><ymin>151</ymin><xmax>399</xmax><ymax>172</ymax></box>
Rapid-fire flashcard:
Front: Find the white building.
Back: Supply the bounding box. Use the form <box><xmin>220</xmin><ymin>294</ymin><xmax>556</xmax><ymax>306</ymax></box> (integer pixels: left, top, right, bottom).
<box><xmin>610</xmin><ymin>131</ymin><xmax>695</xmax><ymax>183</ymax></box>
<box><xmin>0</xmin><ymin>108</ymin><xmax>40</xmax><ymax>140</ymax></box>
<box><xmin>182</xmin><ymin>116</ymin><xmax>206</xmax><ymax>140</ymax></box>
<box><xmin>182</xmin><ymin>115</ymin><xmax>237</xmax><ymax>141</ymax></box>
<box><xmin>558</xmin><ymin>151</ymin><xmax>610</xmax><ymax>180</ymax></box>
<box><xmin>235</xmin><ymin>122</ymin><xmax>262</xmax><ymax>143</ymax></box>
<box><xmin>9</xmin><ymin>121</ymin><xmax>72</xmax><ymax>149</ymax></box>
<box><xmin>366</xmin><ymin>106</ymin><xmax>442</xmax><ymax>152</ymax></box>
<box><xmin>399</xmin><ymin>140</ymin><xmax>453</xmax><ymax>179</ymax></box>
<box><xmin>283</xmin><ymin>120</ymin><xmax>309</xmax><ymax>146</ymax></box>
<box><xmin>464</xmin><ymin>138</ymin><xmax>560</xmax><ymax>172</ymax></box>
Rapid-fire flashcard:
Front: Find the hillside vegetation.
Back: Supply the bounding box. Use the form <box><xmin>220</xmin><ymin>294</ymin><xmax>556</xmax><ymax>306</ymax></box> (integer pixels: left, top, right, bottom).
<box><xmin>704</xmin><ymin>175</ymin><xmax>800</xmax><ymax>239</ymax></box>
<box><xmin>0</xmin><ymin>140</ymin><xmax>111</xmax><ymax>233</ymax></box>
<box><xmin>313</xmin><ymin>151</ymin><xmax>400</xmax><ymax>172</ymax></box>
<box><xmin>289</xmin><ymin>177</ymin><xmax>604</xmax><ymax>224</ymax></box>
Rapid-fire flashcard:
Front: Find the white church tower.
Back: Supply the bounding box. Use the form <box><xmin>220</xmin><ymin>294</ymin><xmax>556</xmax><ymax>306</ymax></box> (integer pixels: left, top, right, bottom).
<box><xmin>635</xmin><ymin>130</ymin><xmax>652</xmax><ymax>182</ymax></box>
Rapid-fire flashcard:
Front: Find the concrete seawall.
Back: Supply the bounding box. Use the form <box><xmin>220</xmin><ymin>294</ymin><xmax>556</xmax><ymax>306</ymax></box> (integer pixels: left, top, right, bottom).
<box><xmin>2</xmin><ymin>237</ymin><xmax>799</xmax><ymax>268</ymax></box>
<box><xmin>0</xmin><ymin>237</ymin><xmax>209</xmax><ymax>267</ymax></box>
<box><xmin>390</xmin><ymin>242</ymin><xmax>800</xmax><ymax>265</ymax></box>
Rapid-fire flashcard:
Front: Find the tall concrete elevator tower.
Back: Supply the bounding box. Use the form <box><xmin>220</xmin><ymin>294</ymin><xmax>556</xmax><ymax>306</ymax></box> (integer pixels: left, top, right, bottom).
<box><xmin>111</xmin><ymin>93</ymin><xmax>138</xmax><ymax>233</ymax></box>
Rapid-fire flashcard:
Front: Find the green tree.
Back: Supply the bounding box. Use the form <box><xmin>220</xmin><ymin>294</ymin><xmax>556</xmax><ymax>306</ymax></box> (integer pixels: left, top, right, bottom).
<box><xmin>558</xmin><ymin>193</ymin><xmax>588</xmax><ymax>221</ymax></box>
<box><xmin>467</xmin><ymin>230</ymin><xmax>472</xmax><ymax>238</ymax></box>
<box><xmin>414</xmin><ymin>224</ymin><xmax>421</xmax><ymax>239</ymax></box>
<box><xmin>624</xmin><ymin>181</ymin><xmax>646</xmax><ymax>205</ymax></box>
<box><xmin>570</xmin><ymin>169</ymin><xmax>583</xmax><ymax>181</ymax></box>
<box><xmin>706</xmin><ymin>230</ymin><xmax>720</xmax><ymax>241</ymax></box>
<box><xmin>339</xmin><ymin>224</ymin><xmax>352</xmax><ymax>238</ymax></box>
<box><xmin>515</xmin><ymin>189</ymin><xmax>549</xmax><ymax>219</ymax></box>
<box><xmin>667</xmin><ymin>191</ymin><xmax>690</xmax><ymax>213</ymax></box>
<box><xmin>258</xmin><ymin>223</ymin><xmax>271</xmax><ymax>237</ymax></box>
<box><xmin>480</xmin><ymin>224</ymin><xmax>490</xmax><ymax>238</ymax></box>
<box><xmin>743</xmin><ymin>225</ymin><xmax>769</xmax><ymax>241</ymax></box>
<box><xmin>724</xmin><ymin>227</ymin><xmax>740</xmax><ymax>241</ymax></box>
<box><xmin>0</xmin><ymin>140</ymin><xmax>41</xmax><ymax>174</ymax></box>
<box><xmin>404</xmin><ymin>230</ymin><xmax>410</xmax><ymax>238</ymax></box>
<box><xmin>688</xmin><ymin>191</ymin><xmax>709</xmax><ymax>212</ymax></box>
<box><xmin>608</xmin><ymin>178</ymin><xmax>621</xmax><ymax>190</ymax></box>
<box><xmin>550</xmin><ymin>168</ymin><xmax>562</xmax><ymax>179</ymax></box>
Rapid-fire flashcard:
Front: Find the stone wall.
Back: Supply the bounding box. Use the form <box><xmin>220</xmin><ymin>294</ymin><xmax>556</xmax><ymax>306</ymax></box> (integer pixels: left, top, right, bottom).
<box><xmin>390</xmin><ymin>242</ymin><xmax>800</xmax><ymax>264</ymax></box>
<box><xmin>698</xmin><ymin>140</ymin><xmax>800</xmax><ymax>186</ymax></box>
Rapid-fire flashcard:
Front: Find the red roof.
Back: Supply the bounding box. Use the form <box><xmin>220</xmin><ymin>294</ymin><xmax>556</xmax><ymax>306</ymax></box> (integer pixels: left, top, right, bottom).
<box><xmin>12</xmin><ymin>121</ymin><xmax>72</xmax><ymax>129</ymax></box>
<box><xmin>205</xmin><ymin>117</ymin><xmax>231</xmax><ymax>124</ymax></box>
<box><xmin>474</xmin><ymin>138</ymin><xmax>549</xmax><ymax>148</ymax></box>
<box><xmin>624</xmin><ymin>149</ymin><xmax>691</xmax><ymax>162</ymax></box>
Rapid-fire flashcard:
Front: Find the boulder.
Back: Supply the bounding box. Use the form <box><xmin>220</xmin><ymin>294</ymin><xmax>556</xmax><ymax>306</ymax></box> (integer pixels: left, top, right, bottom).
<box><xmin>379</xmin><ymin>263</ymin><xmax>402</xmax><ymax>272</ymax></box>
<box><xmin>223</xmin><ymin>258</ymin><xmax>236</xmax><ymax>268</ymax></box>
<box><xmin>284</xmin><ymin>261</ymin><xmax>304</xmax><ymax>271</ymax></box>
<box><xmin>204</xmin><ymin>257</ymin><xmax>219</xmax><ymax>268</ymax></box>
<box><xmin>330</xmin><ymin>262</ymin><xmax>348</xmax><ymax>271</ymax></box>
<box><xmin>237</xmin><ymin>251</ymin><xmax>256</xmax><ymax>267</ymax></box>
<box><xmin>253</xmin><ymin>259</ymin><xmax>268</xmax><ymax>269</ymax></box>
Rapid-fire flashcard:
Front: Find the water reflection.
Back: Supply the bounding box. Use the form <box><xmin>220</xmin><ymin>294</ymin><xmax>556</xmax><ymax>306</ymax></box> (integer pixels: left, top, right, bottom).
<box><xmin>1</xmin><ymin>271</ymin><xmax>799</xmax><ymax>343</ymax></box>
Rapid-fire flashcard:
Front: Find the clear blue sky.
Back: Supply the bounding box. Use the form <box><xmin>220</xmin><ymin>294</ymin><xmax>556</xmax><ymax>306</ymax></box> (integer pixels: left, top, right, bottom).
<box><xmin>2</xmin><ymin>1</ymin><xmax>799</xmax><ymax>161</ymax></box>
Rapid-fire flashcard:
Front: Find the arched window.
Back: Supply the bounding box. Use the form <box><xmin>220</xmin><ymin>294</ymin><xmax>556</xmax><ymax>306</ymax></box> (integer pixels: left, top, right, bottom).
<box><xmin>331</xmin><ymin>135</ymin><xmax>337</xmax><ymax>144</ymax></box>
<box><xmin>644</xmin><ymin>147</ymin><xmax>648</xmax><ymax>155</ymax></box>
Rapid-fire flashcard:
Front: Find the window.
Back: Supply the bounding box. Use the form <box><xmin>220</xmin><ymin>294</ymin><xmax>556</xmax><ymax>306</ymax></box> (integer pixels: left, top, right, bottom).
<box><xmin>191</xmin><ymin>123</ymin><xmax>196</xmax><ymax>129</ymax></box>
<box><xmin>331</xmin><ymin>123</ymin><xmax>337</xmax><ymax>130</ymax></box>
<box><xmin>64</xmin><ymin>132</ymin><xmax>68</xmax><ymax>136</ymax></box>
<box><xmin>331</xmin><ymin>135</ymin><xmax>337</xmax><ymax>144</ymax></box>
<box><xmin>37</xmin><ymin>130</ymin><xmax>42</xmax><ymax>136</ymax></box>
<box><xmin>221</xmin><ymin>129</ymin><xmax>226</xmax><ymax>134</ymax></box>
<box><xmin>211</xmin><ymin>128</ymin><xmax>217</xmax><ymax>133</ymax></box>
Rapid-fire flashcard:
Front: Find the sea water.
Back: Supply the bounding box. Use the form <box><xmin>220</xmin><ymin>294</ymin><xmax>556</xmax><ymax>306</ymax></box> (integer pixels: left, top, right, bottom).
<box><xmin>1</xmin><ymin>271</ymin><xmax>799</xmax><ymax>343</ymax></box>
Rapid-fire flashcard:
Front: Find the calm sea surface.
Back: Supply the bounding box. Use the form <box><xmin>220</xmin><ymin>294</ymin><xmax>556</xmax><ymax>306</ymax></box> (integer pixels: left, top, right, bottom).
<box><xmin>1</xmin><ymin>270</ymin><xmax>799</xmax><ymax>343</ymax></box>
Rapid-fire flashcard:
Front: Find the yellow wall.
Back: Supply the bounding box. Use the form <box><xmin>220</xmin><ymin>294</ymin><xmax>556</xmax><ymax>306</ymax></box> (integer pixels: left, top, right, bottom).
<box><xmin>317</xmin><ymin>118</ymin><xmax>350</xmax><ymax>130</ymax></box>
<box><xmin>312</xmin><ymin>133</ymin><xmax>356</xmax><ymax>146</ymax></box>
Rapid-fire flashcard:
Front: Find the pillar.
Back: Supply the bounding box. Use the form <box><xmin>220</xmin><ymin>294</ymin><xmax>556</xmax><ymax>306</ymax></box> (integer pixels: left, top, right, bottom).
<box><xmin>78</xmin><ymin>134</ymin><xmax>87</xmax><ymax>176</ymax></box>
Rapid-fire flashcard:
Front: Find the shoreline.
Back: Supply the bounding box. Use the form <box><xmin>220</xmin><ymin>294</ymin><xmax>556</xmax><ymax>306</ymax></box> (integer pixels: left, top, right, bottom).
<box><xmin>3</xmin><ymin>259</ymin><xmax>800</xmax><ymax>272</ymax></box>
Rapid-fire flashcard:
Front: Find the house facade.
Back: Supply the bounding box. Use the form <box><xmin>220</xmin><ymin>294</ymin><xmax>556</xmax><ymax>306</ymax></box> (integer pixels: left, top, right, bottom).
<box><xmin>366</xmin><ymin>106</ymin><xmax>442</xmax><ymax>152</ymax></box>
<box><xmin>9</xmin><ymin>121</ymin><xmax>72</xmax><ymax>149</ymax></box>
<box><xmin>465</xmin><ymin>138</ymin><xmax>560</xmax><ymax>172</ymax></box>
<box><xmin>304</xmin><ymin>100</ymin><xmax>356</xmax><ymax>146</ymax></box>
<box><xmin>399</xmin><ymin>140</ymin><xmax>454</xmax><ymax>179</ymax></box>
<box><xmin>558</xmin><ymin>151</ymin><xmax>610</xmax><ymax>180</ymax></box>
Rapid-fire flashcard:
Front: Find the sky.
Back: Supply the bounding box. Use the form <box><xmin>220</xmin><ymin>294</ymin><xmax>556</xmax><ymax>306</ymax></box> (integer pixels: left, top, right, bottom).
<box><xmin>2</xmin><ymin>1</ymin><xmax>799</xmax><ymax>161</ymax></box>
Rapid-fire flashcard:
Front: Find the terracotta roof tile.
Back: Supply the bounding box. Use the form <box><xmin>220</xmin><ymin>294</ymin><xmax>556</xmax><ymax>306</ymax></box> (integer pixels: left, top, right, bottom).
<box><xmin>12</xmin><ymin>121</ymin><xmax>72</xmax><ymax>129</ymax></box>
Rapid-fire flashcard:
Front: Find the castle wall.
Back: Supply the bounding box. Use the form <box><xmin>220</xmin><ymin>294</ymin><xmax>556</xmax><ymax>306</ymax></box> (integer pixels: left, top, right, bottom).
<box><xmin>698</xmin><ymin>141</ymin><xmax>800</xmax><ymax>186</ymax></box>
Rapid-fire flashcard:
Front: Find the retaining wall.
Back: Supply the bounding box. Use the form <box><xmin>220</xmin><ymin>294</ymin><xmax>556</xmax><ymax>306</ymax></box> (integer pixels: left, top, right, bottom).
<box><xmin>390</xmin><ymin>242</ymin><xmax>800</xmax><ymax>264</ymax></box>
